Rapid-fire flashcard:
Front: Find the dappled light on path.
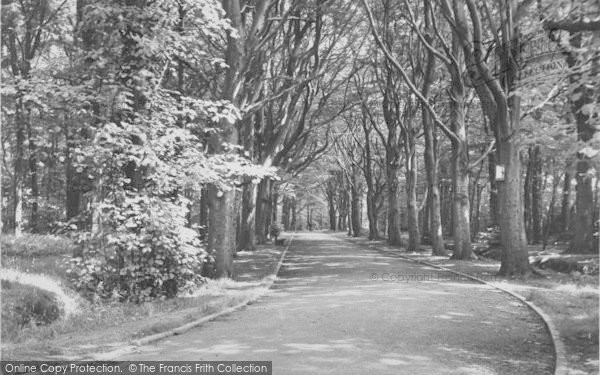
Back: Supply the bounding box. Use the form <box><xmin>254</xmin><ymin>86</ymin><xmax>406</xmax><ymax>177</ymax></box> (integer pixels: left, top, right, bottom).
<box><xmin>117</xmin><ymin>232</ymin><xmax>553</xmax><ymax>374</ymax></box>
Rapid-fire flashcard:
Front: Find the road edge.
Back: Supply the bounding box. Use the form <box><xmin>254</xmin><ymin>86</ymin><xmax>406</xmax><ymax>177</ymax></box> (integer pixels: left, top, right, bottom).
<box><xmin>134</xmin><ymin>232</ymin><xmax>295</xmax><ymax>346</ymax></box>
<box><xmin>361</xmin><ymin>241</ymin><xmax>567</xmax><ymax>375</ymax></box>
<box><xmin>90</xmin><ymin>233</ymin><xmax>295</xmax><ymax>360</ymax></box>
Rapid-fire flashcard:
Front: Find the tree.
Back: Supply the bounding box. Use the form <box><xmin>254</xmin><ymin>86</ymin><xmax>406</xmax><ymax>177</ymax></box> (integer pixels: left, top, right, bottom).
<box><xmin>539</xmin><ymin>1</ymin><xmax>600</xmax><ymax>253</ymax></box>
<box><xmin>440</xmin><ymin>0</ymin><xmax>530</xmax><ymax>274</ymax></box>
<box><xmin>362</xmin><ymin>0</ymin><xmax>480</xmax><ymax>258</ymax></box>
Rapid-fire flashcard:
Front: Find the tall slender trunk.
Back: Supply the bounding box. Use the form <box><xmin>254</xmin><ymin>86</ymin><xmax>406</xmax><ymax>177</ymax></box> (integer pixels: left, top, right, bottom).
<box><xmin>422</xmin><ymin>106</ymin><xmax>442</xmax><ymax>250</ymax></box>
<box><xmin>271</xmin><ymin>190</ymin><xmax>278</xmax><ymax>224</ymax></box>
<box><xmin>265</xmin><ymin>182</ymin><xmax>274</xmax><ymax>235</ymax></box>
<box><xmin>469</xmin><ymin>157</ymin><xmax>485</xmax><ymax>239</ymax></box>
<box><xmin>404</xmin><ymin>132</ymin><xmax>420</xmax><ymax>251</ymax></box>
<box><xmin>542</xmin><ymin>169</ymin><xmax>560</xmax><ymax>249</ymax></box>
<box><xmin>350</xmin><ymin>166</ymin><xmax>361</xmax><ymax>237</ymax></box>
<box><xmin>347</xmin><ymin>203</ymin><xmax>352</xmax><ymax>236</ymax></box>
<box><xmin>524</xmin><ymin>152</ymin><xmax>532</xmax><ymax>240</ymax></box>
<box><xmin>290</xmin><ymin>198</ymin><xmax>297</xmax><ymax>230</ymax></box>
<box><xmin>386</xmin><ymin>163</ymin><xmax>402</xmax><ymax>246</ymax></box>
<box><xmin>337</xmin><ymin>187</ymin><xmax>349</xmax><ymax>231</ymax></box>
<box><xmin>366</xmin><ymin>191</ymin><xmax>378</xmax><ymax>239</ymax></box>
<box><xmin>472</xmin><ymin>183</ymin><xmax>484</xmax><ymax>238</ymax></box>
<box><xmin>239</xmin><ymin>112</ymin><xmax>257</xmax><ymax>251</ymax></box>
<box><xmin>361</xmin><ymin>108</ymin><xmax>379</xmax><ymax>239</ymax></box>
<box><xmin>420</xmin><ymin>0</ymin><xmax>445</xmax><ymax>254</ymax></box>
<box><xmin>449</xmin><ymin>38</ymin><xmax>471</xmax><ymax>260</ymax></box>
<box><xmin>255</xmin><ymin>178</ymin><xmax>271</xmax><ymax>244</ymax></box>
<box><xmin>421</xmin><ymin>191</ymin><xmax>430</xmax><ymax>243</ymax></box>
<box><xmin>439</xmin><ymin>179</ymin><xmax>452</xmax><ymax>235</ymax></box>
<box><xmin>198</xmin><ymin>187</ymin><xmax>209</xmax><ymax>238</ymax></box>
<box><xmin>27</xmin><ymin>119</ymin><xmax>38</xmax><ymax>232</ymax></box>
<box><xmin>328</xmin><ymin>194</ymin><xmax>336</xmax><ymax>230</ymax></box>
<box><xmin>12</xmin><ymin>95</ymin><xmax>25</xmax><ymax>237</ymax></box>
<box><xmin>64</xmin><ymin>120</ymin><xmax>81</xmax><ymax>221</ymax></box>
<box><xmin>530</xmin><ymin>146</ymin><xmax>543</xmax><ymax>244</ymax></box>
<box><xmin>239</xmin><ymin>180</ymin><xmax>257</xmax><ymax>251</ymax></box>
<box><xmin>488</xmin><ymin>153</ymin><xmax>498</xmax><ymax>226</ymax></box>
<box><xmin>559</xmin><ymin>169</ymin><xmax>571</xmax><ymax>233</ymax></box>
<box><xmin>282</xmin><ymin>196</ymin><xmax>291</xmax><ymax>230</ymax></box>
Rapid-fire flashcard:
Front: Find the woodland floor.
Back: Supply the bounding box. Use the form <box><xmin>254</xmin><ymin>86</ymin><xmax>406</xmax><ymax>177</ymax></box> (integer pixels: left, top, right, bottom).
<box><xmin>111</xmin><ymin>232</ymin><xmax>554</xmax><ymax>375</ymax></box>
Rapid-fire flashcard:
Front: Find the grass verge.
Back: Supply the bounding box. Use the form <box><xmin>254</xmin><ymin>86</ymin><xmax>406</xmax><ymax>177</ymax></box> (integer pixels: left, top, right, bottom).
<box><xmin>1</xmin><ymin>233</ymin><xmax>288</xmax><ymax>360</ymax></box>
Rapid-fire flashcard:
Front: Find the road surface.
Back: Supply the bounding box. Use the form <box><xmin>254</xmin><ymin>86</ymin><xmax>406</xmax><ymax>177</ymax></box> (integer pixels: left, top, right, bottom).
<box><xmin>116</xmin><ymin>232</ymin><xmax>553</xmax><ymax>374</ymax></box>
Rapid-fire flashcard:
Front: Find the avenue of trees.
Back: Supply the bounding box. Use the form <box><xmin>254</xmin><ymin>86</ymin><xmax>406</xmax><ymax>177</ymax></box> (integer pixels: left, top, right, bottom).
<box><xmin>1</xmin><ymin>0</ymin><xmax>598</xmax><ymax>300</ymax></box>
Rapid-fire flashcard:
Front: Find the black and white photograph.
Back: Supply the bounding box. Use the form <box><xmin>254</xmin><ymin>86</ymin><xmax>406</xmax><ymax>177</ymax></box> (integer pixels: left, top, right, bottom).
<box><xmin>0</xmin><ymin>0</ymin><xmax>599</xmax><ymax>374</ymax></box>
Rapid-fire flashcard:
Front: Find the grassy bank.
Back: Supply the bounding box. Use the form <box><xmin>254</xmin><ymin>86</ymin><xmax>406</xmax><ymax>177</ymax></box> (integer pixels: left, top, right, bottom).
<box><xmin>1</xmin><ymin>234</ymin><xmax>287</xmax><ymax>360</ymax></box>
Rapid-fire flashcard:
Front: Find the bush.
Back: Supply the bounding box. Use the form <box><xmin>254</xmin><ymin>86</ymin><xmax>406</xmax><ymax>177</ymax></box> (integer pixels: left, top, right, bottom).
<box><xmin>68</xmin><ymin>194</ymin><xmax>207</xmax><ymax>303</ymax></box>
<box><xmin>1</xmin><ymin>281</ymin><xmax>61</xmax><ymax>337</ymax></box>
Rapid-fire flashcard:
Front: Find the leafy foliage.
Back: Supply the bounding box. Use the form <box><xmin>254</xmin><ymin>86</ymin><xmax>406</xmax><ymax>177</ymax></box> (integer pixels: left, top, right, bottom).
<box><xmin>68</xmin><ymin>194</ymin><xmax>206</xmax><ymax>302</ymax></box>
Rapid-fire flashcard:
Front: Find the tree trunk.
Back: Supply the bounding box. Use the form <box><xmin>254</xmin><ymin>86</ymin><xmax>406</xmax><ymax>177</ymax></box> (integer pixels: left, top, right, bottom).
<box><xmin>530</xmin><ymin>146</ymin><xmax>543</xmax><ymax>244</ymax></box>
<box><xmin>199</xmin><ymin>187</ymin><xmax>209</xmax><ymax>238</ymax></box>
<box><xmin>347</xmin><ymin>203</ymin><xmax>352</xmax><ymax>236</ymax></box>
<box><xmin>542</xmin><ymin>169</ymin><xmax>560</xmax><ymax>249</ymax></box>
<box><xmin>566</xmin><ymin>32</ymin><xmax>596</xmax><ymax>254</ymax></box>
<box><xmin>469</xmin><ymin>157</ymin><xmax>484</xmax><ymax>240</ymax></box>
<box><xmin>12</xmin><ymin>95</ymin><xmax>25</xmax><ymax>237</ymax></box>
<box><xmin>472</xmin><ymin>183</ymin><xmax>484</xmax><ymax>239</ymax></box>
<box><xmin>386</xmin><ymin>164</ymin><xmax>402</xmax><ymax>246</ymax></box>
<box><xmin>559</xmin><ymin>169</ymin><xmax>571</xmax><ymax>233</ymax></box>
<box><xmin>350</xmin><ymin>168</ymin><xmax>361</xmax><ymax>237</ymax></box>
<box><xmin>421</xmin><ymin>191</ymin><xmax>430</xmax><ymax>243</ymax></box>
<box><xmin>423</xmin><ymin>111</ymin><xmax>445</xmax><ymax>255</ymax></box>
<box><xmin>27</xmin><ymin>119</ymin><xmax>38</xmax><ymax>232</ymax></box>
<box><xmin>568</xmin><ymin>158</ymin><xmax>595</xmax><ymax>253</ymax></box>
<box><xmin>327</xmin><ymin>185</ymin><xmax>337</xmax><ymax>230</ymax></box>
<box><xmin>239</xmin><ymin>110</ymin><xmax>257</xmax><ymax>251</ymax></box>
<box><xmin>238</xmin><ymin>180</ymin><xmax>257</xmax><ymax>251</ymax></box>
<box><xmin>207</xmin><ymin>185</ymin><xmax>236</xmax><ymax>278</ymax></box>
<box><xmin>366</xmin><ymin>190</ymin><xmax>378</xmax><ymax>239</ymax></box>
<box><xmin>206</xmin><ymin>0</ymin><xmax>244</xmax><ymax>278</ymax></box>
<box><xmin>282</xmin><ymin>196</ymin><xmax>290</xmax><ymax>231</ymax></box>
<box><xmin>272</xmin><ymin>190</ymin><xmax>278</xmax><ymax>224</ymax></box>
<box><xmin>497</xmin><ymin>101</ymin><xmax>529</xmax><ymax>275</ymax></box>
<box><xmin>451</xmin><ymin>147</ymin><xmax>472</xmax><ymax>260</ymax></box>
<box><xmin>255</xmin><ymin>178</ymin><xmax>271</xmax><ymax>244</ymax></box>
<box><xmin>488</xmin><ymin>153</ymin><xmax>498</xmax><ymax>226</ymax></box>
<box><xmin>420</xmin><ymin>2</ymin><xmax>445</xmax><ymax>254</ymax></box>
<box><xmin>337</xmin><ymin>187</ymin><xmax>349</xmax><ymax>231</ymax></box>
<box><xmin>405</xmin><ymin>134</ymin><xmax>421</xmax><ymax>251</ymax></box>
<box><xmin>450</xmin><ymin>0</ymin><xmax>528</xmax><ymax>274</ymax></box>
<box><xmin>449</xmin><ymin>39</ymin><xmax>471</xmax><ymax>260</ymax></box>
<box><xmin>265</xmin><ymin>181</ymin><xmax>274</xmax><ymax>236</ymax></box>
<box><xmin>524</xmin><ymin>151</ymin><xmax>532</xmax><ymax>241</ymax></box>
<box><xmin>64</xmin><ymin>121</ymin><xmax>81</xmax><ymax>221</ymax></box>
<box><xmin>361</xmin><ymin>109</ymin><xmax>380</xmax><ymax>240</ymax></box>
<box><xmin>290</xmin><ymin>198</ymin><xmax>297</xmax><ymax>230</ymax></box>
